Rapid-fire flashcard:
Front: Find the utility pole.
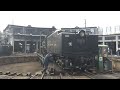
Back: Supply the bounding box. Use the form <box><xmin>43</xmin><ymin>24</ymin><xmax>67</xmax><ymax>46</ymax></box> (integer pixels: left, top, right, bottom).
<box><xmin>84</xmin><ymin>19</ymin><xmax>86</xmax><ymax>28</ymax></box>
<box><xmin>115</xmin><ymin>26</ymin><xmax>116</xmax><ymax>33</ymax></box>
<box><xmin>102</xmin><ymin>28</ymin><xmax>103</xmax><ymax>35</ymax></box>
<box><xmin>106</xmin><ymin>27</ymin><xmax>108</xmax><ymax>35</ymax></box>
<box><xmin>12</xmin><ymin>19</ymin><xmax>14</xmax><ymax>25</ymax></box>
<box><xmin>109</xmin><ymin>26</ymin><xmax>111</xmax><ymax>34</ymax></box>
<box><xmin>119</xmin><ymin>26</ymin><xmax>120</xmax><ymax>32</ymax></box>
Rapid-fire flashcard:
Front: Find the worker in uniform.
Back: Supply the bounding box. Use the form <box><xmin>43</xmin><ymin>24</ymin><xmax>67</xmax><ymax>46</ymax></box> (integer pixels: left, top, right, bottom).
<box><xmin>42</xmin><ymin>52</ymin><xmax>54</xmax><ymax>74</ymax></box>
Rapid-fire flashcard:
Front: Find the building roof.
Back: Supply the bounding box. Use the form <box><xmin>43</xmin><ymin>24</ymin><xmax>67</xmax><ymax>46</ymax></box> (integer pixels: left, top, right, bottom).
<box><xmin>61</xmin><ymin>27</ymin><xmax>98</xmax><ymax>29</ymax></box>
<box><xmin>3</xmin><ymin>24</ymin><xmax>56</xmax><ymax>32</ymax></box>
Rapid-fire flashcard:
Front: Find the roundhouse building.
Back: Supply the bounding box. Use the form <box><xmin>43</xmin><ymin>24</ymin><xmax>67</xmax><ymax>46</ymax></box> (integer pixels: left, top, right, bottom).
<box><xmin>3</xmin><ymin>24</ymin><xmax>56</xmax><ymax>53</ymax></box>
<box><xmin>98</xmin><ymin>34</ymin><xmax>120</xmax><ymax>55</ymax></box>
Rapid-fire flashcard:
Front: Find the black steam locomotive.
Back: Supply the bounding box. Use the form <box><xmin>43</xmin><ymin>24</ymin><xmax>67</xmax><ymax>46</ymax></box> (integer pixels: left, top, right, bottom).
<box><xmin>0</xmin><ymin>44</ymin><xmax>13</xmax><ymax>56</ymax></box>
<box><xmin>46</xmin><ymin>29</ymin><xmax>98</xmax><ymax>71</ymax></box>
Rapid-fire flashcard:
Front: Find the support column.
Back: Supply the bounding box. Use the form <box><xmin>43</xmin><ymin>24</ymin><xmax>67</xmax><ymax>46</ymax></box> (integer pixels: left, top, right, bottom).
<box><xmin>13</xmin><ymin>41</ymin><xmax>14</xmax><ymax>54</ymax></box>
<box><xmin>116</xmin><ymin>35</ymin><xmax>118</xmax><ymax>52</ymax></box>
<box><xmin>103</xmin><ymin>36</ymin><xmax>105</xmax><ymax>45</ymax></box>
<box><xmin>23</xmin><ymin>27</ymin><xmax>26</xmax><ymax>53</ymax></box>
<box><xmin>12</xmin><ymin>36</ymin><xmax>14</xmax><ymax>54</ymax></box>
<box><xmin>36</xmin><ymin>41</ymin><xmax>38</xmax><ymax>51</ymax></box>
<box><xmin>25</xmin><ymin>41</ymin><xmax>27</xmax><ymax>53</ymax></box>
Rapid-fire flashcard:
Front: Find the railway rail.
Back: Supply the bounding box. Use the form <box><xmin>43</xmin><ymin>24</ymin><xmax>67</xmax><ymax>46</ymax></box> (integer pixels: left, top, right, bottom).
<box><xmin>36</xmin><ymin>53</ymin><xmax>96</xmax><ymax>79</ymax></box>
<box><xmin>82</xmin><ymin>71</ymin><xmax>96</xmax><ymax>79</ymax></box>
<box><xmin>0</xmin><ymin>70</ymin><xmax>119</xmax><ymax>79</ymax></box>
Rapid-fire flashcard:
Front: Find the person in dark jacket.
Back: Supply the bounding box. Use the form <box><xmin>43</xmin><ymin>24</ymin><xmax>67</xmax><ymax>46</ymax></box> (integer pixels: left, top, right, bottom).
<box><xmin>42</xmin><ymin>52</ymin><xmax>53</xmax><ymax>73</ymax></box>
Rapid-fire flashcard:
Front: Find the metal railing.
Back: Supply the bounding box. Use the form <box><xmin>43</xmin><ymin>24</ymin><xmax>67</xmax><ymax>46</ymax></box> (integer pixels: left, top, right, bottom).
<box><xmin>37</xmin><ymin>53</ymin><xmax>45</xmax><ymax>65</ymax></box>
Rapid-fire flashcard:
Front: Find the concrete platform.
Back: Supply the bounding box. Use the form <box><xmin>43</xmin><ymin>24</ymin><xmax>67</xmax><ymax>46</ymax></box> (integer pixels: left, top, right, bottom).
<box><xmin>93</xmin><ymin>74</ymin><xmax>119</xmax><ymax>79</ymax></box>
<box><xmin>30</xmin><ymin>76</ymin><xmax>42</xmax><ymax>79</ymax></box>
<box><xmin>0</xmin><ymin>75</ymin><xmax>13</xmax><ymax>79</ymax></box>
<box><xmin>12</xmin><ymin>76</ymin><xmax>30</xmax><ymax>79</ymax></box>
<box><xmin>62</xmin><ymin>76</ymin><xmax>90</xmax><ymax>79</ymax></box>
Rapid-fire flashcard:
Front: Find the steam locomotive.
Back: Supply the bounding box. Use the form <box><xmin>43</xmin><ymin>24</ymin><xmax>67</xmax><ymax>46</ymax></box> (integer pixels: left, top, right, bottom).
<box><xmin>45</xmin><ymin>29</ymin><xmax>98</xmax><ymax>71</ymax></box>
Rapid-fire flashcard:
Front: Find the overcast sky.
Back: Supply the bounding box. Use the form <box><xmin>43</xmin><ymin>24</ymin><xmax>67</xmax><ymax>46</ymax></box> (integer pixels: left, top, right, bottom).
<box><xmin>0</xmin><ymin>11</ymin><xmax>120</xmax><ymax>34</ymax></box>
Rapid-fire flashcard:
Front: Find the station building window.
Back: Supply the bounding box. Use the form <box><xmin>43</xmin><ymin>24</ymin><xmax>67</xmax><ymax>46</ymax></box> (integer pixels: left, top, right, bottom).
<box><xmin>118</xmin><ymin>41</ymin><xmax>120</xmax><ymax>48</ymax></box>
<box><xmin>98</xmin><ymin>42</ymin><xmax>103</xmax><ymax>45</ymax></box>
<box><xmin>118</xmin><ymin>36</ymin><xmax>120</xmax><ymax>40</ymax></box>
<box><xmin>105</xmin><ymin>36</ymin><xmax>116</xmax><ymax>40</ymax></box>
<box><xmin>105</xmin><ymin>42</ymin><xmax>109</xmax><ymax>45</ymax></box>
<box><xmin>98</xmin><ymin>37</ymin><xmax>102</xmax><ymax>40</ymax></box>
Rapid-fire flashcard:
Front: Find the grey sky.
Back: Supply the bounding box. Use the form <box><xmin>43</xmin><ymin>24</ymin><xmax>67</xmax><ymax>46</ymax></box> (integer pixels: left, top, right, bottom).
<box><xmin>0</xmin><ymin>11</ymin><xmax>120</xmax><ymax>34</ymax></box>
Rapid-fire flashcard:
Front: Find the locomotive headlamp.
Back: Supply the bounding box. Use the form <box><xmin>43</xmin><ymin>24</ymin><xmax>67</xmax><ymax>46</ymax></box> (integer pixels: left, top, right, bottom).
<box><xmin>79</xmin><ymin>30</ymin><xmax>85</xmax><ymax>37</ymax></box>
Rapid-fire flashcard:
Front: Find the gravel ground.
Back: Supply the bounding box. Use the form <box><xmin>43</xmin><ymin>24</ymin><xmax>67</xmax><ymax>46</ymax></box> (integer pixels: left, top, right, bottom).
<box><xmin>0</xmin><ymin>61</ymin><xmax>43</xmax><ymax>75</ymax></box>
<box><xmin>0</xmin><ymin>61</ymin><xmax>120</xmax><ymax>79</ymax></box>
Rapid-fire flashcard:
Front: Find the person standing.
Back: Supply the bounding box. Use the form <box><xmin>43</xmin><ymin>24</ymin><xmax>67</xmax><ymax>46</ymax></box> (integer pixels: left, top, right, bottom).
<box><xmin>42</xmin><ymin>53</ymin><xmax>53</xmax><ymax>74</ymax></box>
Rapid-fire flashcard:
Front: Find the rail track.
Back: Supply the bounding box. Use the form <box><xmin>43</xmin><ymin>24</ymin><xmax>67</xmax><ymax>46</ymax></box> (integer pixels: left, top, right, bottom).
<box><xmin>39</xmin><ymin>70</ymin><xmax>95</xmax><ymax>79</ymax></box>
<box><xmin>0</xmin><ymin>70</ymin><xmax>119</xmax><ymax>79</ymax></box>
<box><xmin>36</xmin><ymin>53</ymin><xmax>96</xmax><ymax>79</ymax></box>
<box><xmin>81</xmin><ymin>71</ymin><xmax>96</xmax><ymax>79</ymax></box>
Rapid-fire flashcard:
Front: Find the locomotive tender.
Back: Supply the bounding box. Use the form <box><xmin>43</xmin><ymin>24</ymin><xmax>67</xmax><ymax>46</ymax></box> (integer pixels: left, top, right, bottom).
<box><xmin>46</xmin><ymin>29</ymin><xmax>98</xmax><ymax>71</ymax></box>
